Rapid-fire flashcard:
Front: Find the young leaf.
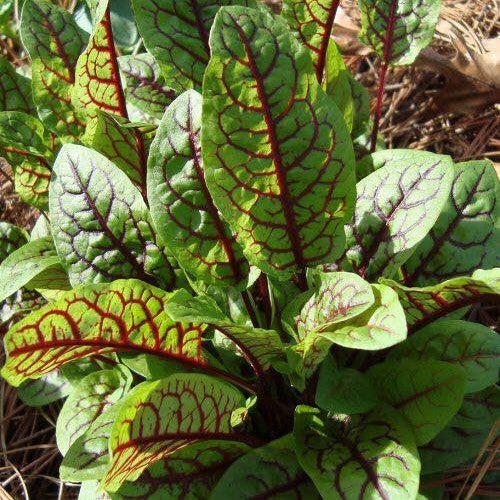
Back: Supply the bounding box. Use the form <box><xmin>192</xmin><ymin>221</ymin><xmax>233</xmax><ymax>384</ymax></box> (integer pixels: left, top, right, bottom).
<box><xmin>294</xmin><ymin>405</ymin><xmax>420</xmax><ymax>499</ymax></box>
<box><xmin>148</xmin><ymin>90</ymin><xmax>248</xmax><ymax>286</ymax></box>
<box><xmin>203</xmin><ymin>6</ymin><xmax>356</xmax><ymax>283</ymax></box>
<box><xmin>212</xmin><ymin>434</ymin><xmax>319</xmax><ymax>499</ymax></box>
<box><xmin>345</xmin><ymin>149</ymin><xmax>454</xmax><ymax>279</ymax></box>
<box><xmin>0</xmin><ymin>222</ymin><xmax>28</xmax><ymax>262</ymax></box>
<box><xmin>103</xmin><ymin>373</ymin><xmax>247</xmax><ymax>491</ymax></box>
<box><xmin>0</xmin><ymin>237</ymin><xmax>70</xmax><ymax>303</ymax></box>
<box><xmin>383</xmin><ymin>268</ymin><xmax>500</xmax><ymax>332</ymax></box>
<box><xmin>20</xmin><ymin>0</ymin><xmax>87</xmax><ymax>139</ymax></box>
<box><xmin>166</xmin><ymin>289</ymin><xmax>285</xmax><ymax>370</ymax></box>
<box><xmin>388</xmin><ymin>319</ymin><xmax>500</xmax><ymax>393</ymax></box>
<box><xmin>56</xmin><ymin>366</ymin><xmax>132</xmax><ymax>455</ymax></box>
<box><xmin>18</xmin><ymin>370</ymin><xmax>71</xmax><ymax>407</ymax></box>
<box><xmin>420</xmin><ymin>386</ymin><xmax>499</xmax><ymax>474</ymax></box>
<box><xmin>73</xmin><ymin>0</ymin><xmax>128</xmax><ymax>119</ymax></box>
<box><xmin>403</xmin><ymin>160</ymin><xmax>499</xmax><ymax>285</ymax></box>
<box><xmin>0</xmin><ymin>55</ymin><xmax>34</xmax><ymax>113</ymax></box>
<box><xmin>118</xmin><ymin>53</ymin><xmax>176</xmax><ymax>120</ymax></box>
<box><xmin>14</xmin><ymin>159</ymin><xmax>52</xmax><ymax>210</ymax></box>
<box><xmin>116</xmin><ymin>441</ymin><xmax>250</xmax><ymax>498</ymax></box>
<box><xmin>49</xmin><ymin>144</ymin><xmax>175</xmax><ymax>288</ymax></box>
<box><xmin>1</xmin><ymin>279</ymin><xmax>205</xmax><ymax>387</ymax></box>
<box><xmin>132</xmin><ymin>0</ymin><xmax>255</xmax><ymax>91</ymax></box>
<box><xmin>358</xmin><ymin>0</ymin><xmax>442</xmax><ymax>66</ymax></box>
<box><xmin>367</xmin><ymin>359</ymin><xmax>466</xmax><ymax>445</ymax></box>
<box><xmin>282</xmin><ymin>0</ymin><xmax>341</xmax><ymax>82</ymax></box>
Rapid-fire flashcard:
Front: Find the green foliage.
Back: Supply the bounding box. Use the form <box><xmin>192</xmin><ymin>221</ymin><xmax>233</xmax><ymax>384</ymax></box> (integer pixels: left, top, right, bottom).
<box><xmin>0</xmin><ymin>0</ymin><xmax>498</xmax><ymax>497</ymax></box>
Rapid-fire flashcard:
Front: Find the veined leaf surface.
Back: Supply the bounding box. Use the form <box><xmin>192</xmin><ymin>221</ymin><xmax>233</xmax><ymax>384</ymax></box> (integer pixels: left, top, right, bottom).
<box><xmin>358</xmin><ymin>0</ymin><xmax>442</xmax><ymax>66</ymax></box>
<box><xmin>282</xmin><ymin>0</ymin><xmax>341</xmax><ymax>82</ymax></box>
<box><xmin>203</xmin><ymin>6</ymin><xmax>356</xmax><ymax>281</ymax></box>
<box><xmin>383</xmin><ymin>268</ymin><xmax>500</xmax><ymax>332</ymax></box>
<box><xmin>118</xmin><ymin>53</ymin><xmax>176</xmax><ymax>120</ymax></box>
<box><xmin>367</xmin><ymin>359</ymin><xmax>466</xmax><ymax>445</ymax></box>
<box><xmin>56</xmin><ymin>366</ymin><xmax>132</xmax><ymax>455</ymax></box>
<box><xmin>212</xmin><ymin>435</ymin><xmax>319</xmax><ymax>499</ymax></box>
<box><xmin>49</xmin><ymin>144</ymin><xmax>175</xmax><ymax>288</ymax></box>
<box><xmin>0</xmin><ymin>55</ymin><xmax>34</xmax><ymax>113</ymax></box>
<box><xmin>294</xmin><ymin>405</ymin><xmax>420</xmax><ymax>499</ymax></box>
<box><xmin>148</xmin><ymin>90</ymin><xmax>248</xmax><ymax>286</ymax></box>
<box><xmin>388</xmin><ymin>319</ymin><xmax>500</xmax><ymax>393</ymax></box>
<box><xmin>346</xmin><ymin>149</ymin><xmax>453</xmax><ymax>279</ymax></box>
<box><xmin>73</xmin><ymin>0</ymin><xmax>128</xmax><ymax>119</ymax></box>
<box><xmin>1</xmin><ymin>279</ymin><xmax>205</xmax><ymax>387</ymax></box>
<box><xmin>0</xmin><ymin>237</ymin><xmax>70</xmax><ymax>303</ymax></box>
<box><xmin>18</xmin><ymin>370</ymin><xmax>71</xmax><ymax>407</ymax></box>
<box><xmin>0</xmin><ymin>222</ymin><xmax>28</xmax><ymax>263</ymax></box>
<box><xmin>21</xmin><ymin>0</ymin><xmax>87</xmax><ymax>139</ymax></box>
<box><xmin>404</xmin><ymin>160</ymin><xmax>499</xmax><ymax>285</ymax></box>
<box><xmin>14</xmin><ymin>159</ymin><xmax>52</xmax><ymax>210</ymax></box>
<box><xmin>104</xmin><ymin>373</ymin><xmax>247</xmax><ymax>491</ymax></box>
<box><xmin>166</xmin><ymin>289</ymin><xmax>284</xmax><ymax>370</ymax></box>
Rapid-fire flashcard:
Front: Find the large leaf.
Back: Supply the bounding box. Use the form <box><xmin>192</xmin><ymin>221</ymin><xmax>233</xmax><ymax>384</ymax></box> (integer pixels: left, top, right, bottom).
<box><xmin>73</xmin><ymin>0</ymin><xmax>128</xmax><ymax>119</ymax></box>
<box><xmin>294</xmin><ymin>405</ymin><xmax>420</xmax><ymax>499</ymax></box>
<box><xmin>56</xmin><ymin>366</ymin><xmax>132</xmax><ymax>455</ymax></box>
<box><xmin>21</xmin><ymin>0</ymin><xmax>87</xmax><ymax>139</ymax></box>
<box><xmin>404</xmin><ymin>160</ymin><xmax>499</xmax><ymax>285</ymax></box>
<box><xmin>203</xmin><ymin>6</ymin><xmax>355</xmax><ymax>282</ymax></box>
<box><xmin>282</xmin><ymin>0</ymin><xmax>341</xmax><ymax>82</ymax></box>
<box><xmin>18</xmin><ymin>370</ymin><xmax>71</xmax><ymax>407</ymax></box>
<box><xmin>358</xmin><ymin>0</ymin><xmax>442</xmax><ymax>66</ymax></box>
<box><xmin>115</xmin><ymin>441</ymin><xmax>249</xmax><ymax>498</ymax></box>
<box><xmin>388</xmin><ymin>319</ymin><xmax>500</xmax><ymax>393</ymax></box>
<box><xmin>118</xmin><ymin>53</ymin><xmax>176</xmax><ymax>120</ymax></box>
<box><xmin>367</xmin><ymin>359</ymin><xmax>466</xmax><ymax>445</ymax></box>
<box><xmin>0</xmin><ymin>55</ymin><xmax>34</xmax><ymax>113</ymax></box>
<box><xmin>1</xmin><ymin>279</ymin><xmax>205</xmax><ymax>386</ymax></box>
<box><xmin>49</xmin><ymin>144</ymin><xmax>175</xmax><ymax>288</ymax></box>
<box><xmin>383</xmin><ymin>268</ymin><xmax>500</xmax><ymax>332</ymax></box>
<box><xmin>0</xmin><ymin>222</ymin><xmax>28</xmax><ymax>263</ymax></box>
<box><xmin>166</xmin><ymin>289</ymin><xmax>284</xmax><ymax>370</ymax></box>
<box><xmin>103</xmin><ymin>373</ymin><xmax>248</xmax><ymax>491</ymax></box>
<box><xmin>345</xmin><ymin>149</ymin><xmax>453</xmax><ymax>279</ymax></box>
<box><xmin>0</xmin><ymin>237</ymin><xmax>70</xmax><ymax>303</ymax></box>
<box><xmin>212</xmin><ymin>434</ymin><xmax>319</xmax><ymax>499</ymax></box>
<box><xmin>148</xmin><ymin>90</ymin><xmax>248</xmax><ymax>286</ymax></box>
<box><xmin>420</xmin><ymin>386</ymin><xmax>500</xmax><ymax>474</ymax></box>
<box><xmin>132</xmin><ymin>0</ymin><xmax>255</xmax><ymax>91</ymax></box>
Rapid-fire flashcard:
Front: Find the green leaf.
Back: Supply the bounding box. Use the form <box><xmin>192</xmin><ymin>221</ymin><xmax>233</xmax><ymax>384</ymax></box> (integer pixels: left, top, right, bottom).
<box><xmin>388</xmin><ymin>319</ymin><xmax>500</xmax><ymax>393</ymax></box>
<box><xmin>0</xmin><ymin>237</ymin><xmax>70</xmax><ymax>303</ymax></box>
<box><xmin>367</xmin><ymin>359</ymin><xmax>466</xmax><ymax>445</ymax></box>
<box><xmin>82</xmin><ymin>110</ymin><xmax>149</xmax><ymax>189</ymax></box>
<box><xmin>132</xmin><ymin>0</ymin><xmax>255</xmax><ymax>92</ymax></box>
<box><xmin>382</xmin><ymin>268</ymin><xmax>500</xmax><ymax>332</ymax></box>
<box><xmin>349</xmin><ymin>75</ymin><xmax>371</xmax><ymax>138</ymax></box>
<box><xmin>212</xmin><ymin>434</ymin><xmax>319</xmax><ymax>499</ymax></box>
<box><xmin>345</xmin><ymin>149</ymin><xmax>454</xmax><ymax>279</ymax></box>
<box><xmin>294</xmin><ymin>405</ymin><xmax>420</xmax><ymax>499</ymax></box>
<box><xmin>21</xmin><ymin>0</ymin><xmax>87</xmax><ymax>140</ymax></box>
<box><xmin>0</xmin><ymin>55</ymin><xmax>34</xmax><ymax>113</ymax></box>
<box><xmin>73</xmin><ymin>0</ymin><xmax>128</xmax><ymax>119</ymax></box>
<box><xmin>0</xmin><ymin>289</ymin><xmax>45</xmax><ymax>326</ymax></box>
<box><xmin>0</xmin><ymin>222</ymin><xmax>28</xmax><ymax>263</ymax></box>
<box><xmin>118</xmin><ymin>53</ymin><xmax>176</xmax><ymax>120</ymax></box>
<box><xmin>103</xmin><ymin>373</ymin><xmax>247</xmax><ymax>491</ymax></box>
<box><xmin>115</xmin><ymin>441</ymin><xmax>249</xmax><ymax>498</ymax></box>
<box><xmin>49</xmin><ymin>144</ymin><xmax>175</xmax><ymax>288</ymax></box>
<box><xmin>203</xmin><ymin>6</ymin><xmax>356</xmax><ymax>281</ymax></box>
<box><xmin>1</xmin><ymin>279</ymin><xmax>205</xmax><ymax>387</ymax></box>
<box><xmin>282</xmin><ymin>0</ymin><xmax>341</xmax><ymax>82</ymax></box>
<box><xmin>18</xmin><ymin>370</ymin><xmax>71</xmax><ymax>407</ymax></box>
<box><xmin>403</xmin><ymin>160</ymin><xmax>499</xmax><ymax>285</ymax></box>
<box><xmin>166</xmin><ymin>289</ymin><xmax>285</xmax><ymax>370</ymax></box>
<box><xmin>14</xmin><ymin>159</ymin><xmax>52</xmax><ymax>210</ymax></box>
<box><xmin>30</xmin><ymin>215</ymin><xmax>52</xmax><ymax>241</ymax></box>
<box><xmin>420</xmin><ymin>386</ymin><xmax>500</xmax><ymax>474</ymax></box>
<box><xmin>358</xmin><ymin>0</ymin><xmax>442</xmax><ymax>66</ymax></box>
<box><xmin>56</xmin><ymin>365</ymin><xmax>132</xmax><ymax>455</ymax></box>
<box><xmin>78</xmin><ymin>481</ymin><xmax>110</xmax><ymax>500</ymax></box>
<box><xmin>148</xmin><ymin>90</ymin><xmax>248</xmax><ymax>286</ymax></box>
<box><xmin>315</xmin><ymin>355</ymin><xmax>377</xmax><ymax>414</ymax></box>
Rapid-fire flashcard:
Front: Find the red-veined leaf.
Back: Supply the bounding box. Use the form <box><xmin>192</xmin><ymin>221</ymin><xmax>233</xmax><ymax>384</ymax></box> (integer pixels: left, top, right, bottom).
<box><xmin>14</xmin><ymin>159</ymin><xmax>52</xmax><ymax>210</ymax></box>
<box><xmin>202</xmin><ymin>6</ymin><xmax>355</xmax><ymax>284</ymax></box>
<box><xmin>0</xmin><ymin>55</ymin><xmax>34</xmax><ymax>113</ymax></box>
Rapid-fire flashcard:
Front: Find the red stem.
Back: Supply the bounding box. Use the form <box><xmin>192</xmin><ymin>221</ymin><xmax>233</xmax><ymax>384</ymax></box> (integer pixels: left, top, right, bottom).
<box><xmin>315</xmin><ymin>0</ymin><xmax>341</xmax><ymax>84</ymax></box>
